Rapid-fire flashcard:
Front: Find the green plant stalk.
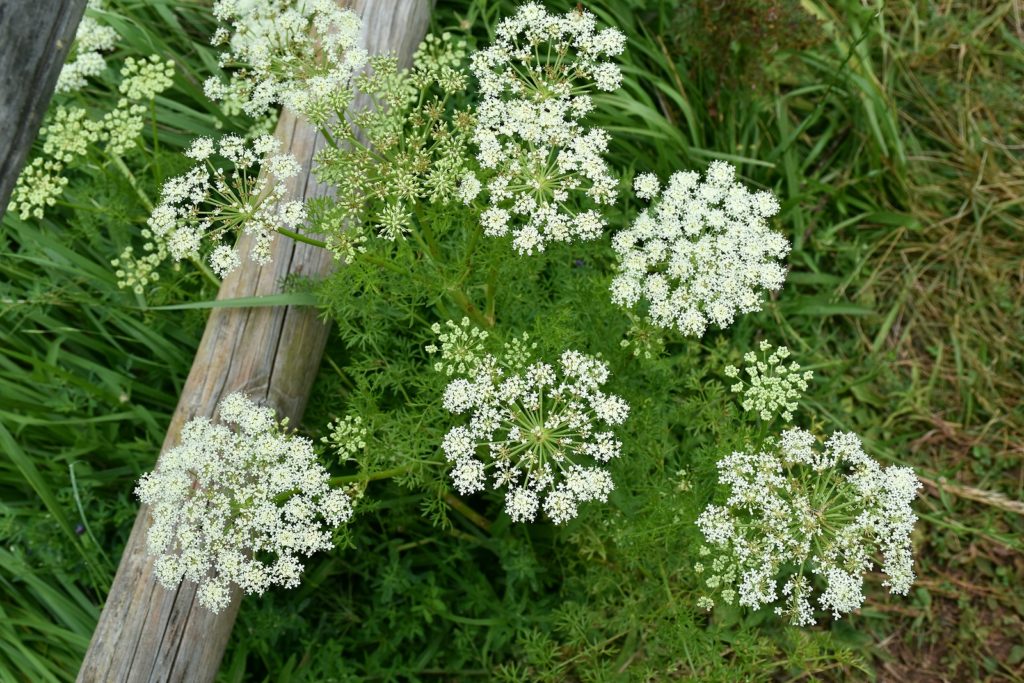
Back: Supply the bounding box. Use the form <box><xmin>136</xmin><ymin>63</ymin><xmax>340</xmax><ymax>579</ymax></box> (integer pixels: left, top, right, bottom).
<box><xmin>110</xmin><ymin>155</ymin><xmax>153</xmax><ymax>212</ymax></box>
<box><xmin>276</xmin><ymin>225</ymin><xmax>328</xmax><ymax>248</ymax></box>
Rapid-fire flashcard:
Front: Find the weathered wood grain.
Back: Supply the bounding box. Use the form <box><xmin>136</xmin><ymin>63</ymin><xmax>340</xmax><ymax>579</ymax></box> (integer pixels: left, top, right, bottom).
<box><xmin>0</xmin><ymin>0</ymin><xmax>87</xmax><ymax>215</ymax></box>
<box><xmin>76</xmin><ymin>1</ymin><xmax>430</xmax><ymax>680</ymax></box>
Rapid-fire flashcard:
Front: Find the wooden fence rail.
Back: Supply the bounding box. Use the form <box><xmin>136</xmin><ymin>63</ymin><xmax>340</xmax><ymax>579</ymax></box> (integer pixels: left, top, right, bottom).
<box><xmin>76</xmin><ymin>1</ymin><xmax>431</xmax><ymax>680</ymax></box>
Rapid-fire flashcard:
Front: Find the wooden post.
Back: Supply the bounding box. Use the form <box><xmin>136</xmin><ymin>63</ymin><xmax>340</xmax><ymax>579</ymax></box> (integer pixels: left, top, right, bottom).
<box><xmin>0</xmin><ymin>0</ymin><xmax>87</xmax><ymax>215</ymax></box>
<box><xmin>76</xmin><ymin>1</ymin><xmax>430</xmax><ymax>681</ymax></box>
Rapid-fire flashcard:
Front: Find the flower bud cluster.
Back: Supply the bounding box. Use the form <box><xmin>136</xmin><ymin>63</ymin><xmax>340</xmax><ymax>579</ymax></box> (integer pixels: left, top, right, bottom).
<box><xmin>119</xmin><ymin>55</ymin><xmax>175</xmax><ymax>101</ymax></box>
<box><xmin>312</xmin><ymin>38</ymin><xmax>475</xmax><ymax>244</ymax></box>
<box><xmin>135</xmin><ymin>393</ymin><xmax>353</xmax><ymax>613</ymax></box>
<box><xmin>695</xmin><ymin>429</ymin><xmax>921</xmax><ymax>625</ymax></box>
<box><xmin>11</xmin><ymin>54</ymin><xmax>175</xmax><ymax>228</ymax></box>
<box><xmin>322</xmin><ymin>415</ymin><xmax>368</xmax><ymax>461</ymax></box>
<box><xmin>610</xmin><ymin>162</ymin><xmax>789</xmax><ymax>337</ymax></box>
<box><xmin>725</xmin><ymin>341</ymin><xmax>812</xmax><ymax>422</ymax></box>
<box><xmin>425</xmin><ymin>317</ymin><xmax>490</xmax><ymax>376</ymax></box>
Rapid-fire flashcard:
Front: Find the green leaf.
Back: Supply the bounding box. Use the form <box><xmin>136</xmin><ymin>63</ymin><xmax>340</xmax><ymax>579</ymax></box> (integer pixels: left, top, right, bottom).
<box><xmin>144</xmin><ymin>292</ymin><xmax>318</xmax><ymax>311</ymax></box>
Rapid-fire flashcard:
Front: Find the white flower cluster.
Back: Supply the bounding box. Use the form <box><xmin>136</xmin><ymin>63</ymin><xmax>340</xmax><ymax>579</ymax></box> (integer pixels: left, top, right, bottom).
<box><xmin>471</xmin><ymin>3</ymin><xmax>626</xmax><ymax>114</ymax></box>
<box><xmin>135</xmin><ymin>393</ymin><xmax>353</xmax><ymax>613</ymax></box>
<box><xmin>149</xmin><ymin>134</ymin><xmax>305</xmax><ymax>278</ymax></box>
<box><xmin>206</xmin><ymin>0</ymin><xmax>367</xmax><ymax>122</ymax></box>
<box><xmin>56</xmin><ymin>1</ymin><xmax>118</xmax><ymax>93</ymax></box>
<box><xmin>610</xmin><ymin>162</ymin><xmax>790</xmax><ymax>337</ymax></box>
<box><xmin>725</xmin><ymin>341</ymin><xmax>813</xmax><ymax>422</ymax></box>
<box><xmin>441</xmin><ymin>347</ymin><xmax>629</xmax><ymax>525</ymax></box>
<box><xmin>463</xmin><ymin>3</ymin><xmax>625</xmax><ymax>254</ymax></box>
<box><xmin>695</xmin><ymin>428</ymin><xmax>921</xmax><ymax>626</ymax></box>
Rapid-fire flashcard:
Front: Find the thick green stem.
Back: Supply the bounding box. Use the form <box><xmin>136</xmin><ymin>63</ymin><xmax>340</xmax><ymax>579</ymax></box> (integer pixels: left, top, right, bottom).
<box><xmin>405</xmin><ymin>212</ymin><xmax>492</xmax><ymax>329</ymax></box>
<box><xmin>111</xmin><ymin>156</ymin><xmax>153</xmax><ymax>212</ymax></box>
<box><xmin>484</xmin><ymin>266</ymin><xmax>498</xmax><ymax>327</ymax></box>
<box><xmin>277</xmin><ymin>226</ymin><xmax>327</xmax><ymax>249</ymax></box>
<box><xmin>444</xmin><ymin>493</ymin><xmax>492</xmax><ymax>532</ymax></box>
<box><xmin>329</xmin><ymin>465</ymin><xmax>414</xmax><ymax>486</ymax></box>
<box><xmin>273</xmin><ymin>464</ymin><xmax>416</xmax><ymax>505</ymax></box>
<box><xmin>449</xmin><ymin>288</ymin><xmax>491</xmax><ymax>329</ymax></box>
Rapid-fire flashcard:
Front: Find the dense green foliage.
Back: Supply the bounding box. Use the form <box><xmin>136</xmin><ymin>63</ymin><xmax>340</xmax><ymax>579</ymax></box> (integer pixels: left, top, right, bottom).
<box><xmin>1</xmin><ymin>1</ymin><xmax>1021</xmax><ymax>681</ymax></box>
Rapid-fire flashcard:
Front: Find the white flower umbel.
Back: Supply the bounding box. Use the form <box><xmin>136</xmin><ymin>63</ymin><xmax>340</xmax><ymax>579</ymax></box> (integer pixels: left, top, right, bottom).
<box><xmin>149</xmin><ymin>134</ymin><xmax>305</xmax><ymax>277</ymax></box>
<box><xmin>207</xmin><ymin>0</ymin><xmax>367</xmax><ymax>122</ymax></box>
<box><xmin>441</xmin><ymin>348</ymin><xmax>629</xmax><ymax>525</ymax></box>
<box><xmin>468</xmin><ymin>127</ymin><xmax>617</xmax><ymax>254</ymax></box>
<box><xmin>136</xmin><ymin>393</ymin><xmax>353</xmax><ymax>614</ymax></box>
<box><xmin>470</xmin><ymin>3</ymin><xmax>626</xmax><ymax>125</ymax></box>
<box><xmin>466</xmin><ymin>4</ymin><xmax>624</xmax><ymax>255</ymax></box>
<box><xmin>725</xmin><ymin>341</ymin><xmax>813</xmax><ymax>422</ymax></box>
<box><xmin>695</xmin><ymin>428</ymin><xmax>921</xmax><ymax>626</ymax></box>
<box><xmin>56</xmin><ymin>3</ymin><xmax>118</xmax><ymax>94</ymax></box>
<box><xmin>610</xmin><ymin>162</ymin><xmax>790</xmax><ymax>337</ymax></box>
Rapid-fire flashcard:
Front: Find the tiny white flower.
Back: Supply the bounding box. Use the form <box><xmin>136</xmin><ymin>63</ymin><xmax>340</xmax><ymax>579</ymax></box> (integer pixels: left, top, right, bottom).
<box><xmin>633</xmin><ymin>172</ymin><xmax>660</xmax><ymax>201</ymax></box>
<box><xmin>208</xmin><ymin>245</ymin><xmax>241</xmax><ymax>278</ymax></box>
<box><xmin>186</xmin><ymin>137</ymin><xmax>216</xmax><ymax>161</ymax></box>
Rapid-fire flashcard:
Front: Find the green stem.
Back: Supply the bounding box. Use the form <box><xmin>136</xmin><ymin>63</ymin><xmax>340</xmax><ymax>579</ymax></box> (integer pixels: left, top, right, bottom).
<box><xmin>277</xmin><ymin>226</ymin><xmax>327</xmax><ymax>248</ymax></box>
<box><xmin>318</xmin><ymin>125</ymin><xmax>338</xmax><ymax>149</ymax></box>
<box><xmin>484</xmin><ymin>265</ymin><xmax>498</xmax><ymax>327</ymax></box>
<box><xmin>191</xmin><ymin>256</ymin><xmax>222</xmax><ymax>289</ymax></box>
<box><xmin>459</xmin><ymin>220</ymin><xmax>481</xmax><ymax>276</ymax></box>
<box><xmin>361</xmin><ymin>251</ymin><xmax>421</xmax><ymax>277</ymax></box>
<box><xmin>329</xmin><ymin>465</ymin><xmax>413</xmax><ymax>486</ymax></box>
<box><xmin>444</xmin><ymin>492</ymin><xmax>492</xmax><ymax>532</ymax></box>
<box><xmin>150</xmin><ymin>99</ymin><xmax>160</xmax><ymax>180</ymax></box>
<box><xmin>449</xmin><ymin>288</ymin><xmax>491</xmax><ymax>330</ymax></box>
<box><xmin>405</xmin><ymin>212</ymin><xmax>491</xmax><ymax>329</ymax></box>
<box><xmin>111</xmin><ymin>156</ymin><xmax>153</xmax><ymax>212</ymax></box>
